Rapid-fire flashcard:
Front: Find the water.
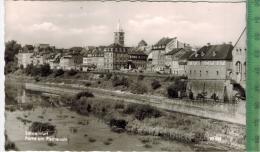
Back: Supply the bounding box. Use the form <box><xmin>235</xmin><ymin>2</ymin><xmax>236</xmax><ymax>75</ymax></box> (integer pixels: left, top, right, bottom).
<box><xmin>5</xmin><ymin>80</ymin><xmax>194</xmax><ymax>151</ymax></box>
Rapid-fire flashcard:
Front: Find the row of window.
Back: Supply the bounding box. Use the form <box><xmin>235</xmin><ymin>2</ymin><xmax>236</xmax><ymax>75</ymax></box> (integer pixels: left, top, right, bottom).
<box><xmin>104</xmin><ymin>48</ymin><xmax>128</xmax><ymax>52</ymax></box>
<box><xmin>189</xmin><ymin>61</ymin><xmax>226</xmax><ymax>66</ymax></box>
<box><xmin>236</xmin><ymin>48</ymin><xmax>246</xmax><ymax>55</ymax></box>
<box><xmin>129</xmin><ymin>55</ymin><xmax>146</xmax><ymax>59</ymax></box>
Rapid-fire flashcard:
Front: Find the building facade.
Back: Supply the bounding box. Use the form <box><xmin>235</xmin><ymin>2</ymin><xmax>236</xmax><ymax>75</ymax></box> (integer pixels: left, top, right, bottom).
<box><xmin>165</xmin><ymin>48</ymin><xmax>186</xmax><ymax>74</ymax></box>
<box><xmin>127</xmin><ymin>51</ymin><xmax>148</xmax><ymax>70</ymax></box>
<box><xmin>17</xmin><ymin>45</ymin><xmax>34</xmax><ymax>68</ymax></box>
<box><xmin>187</xmin><ymin>43</ymin><xmax>233</xmax><ymax>80</ymax></box>
<box><xmin>104</xmin><ymin>43</ymin><xmax>129</xmax><ymax>72</ymax></box>
<box><xmin>231</xmin><ymin>28</ymin><xmax>246</xmax><ymax>89</ymax></box>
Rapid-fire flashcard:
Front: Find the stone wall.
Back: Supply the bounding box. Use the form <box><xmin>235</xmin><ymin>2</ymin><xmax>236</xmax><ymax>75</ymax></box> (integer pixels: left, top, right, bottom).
<box><xmin>186</xmin><ymin>79</ymin><xmax>234</xmax><ymax>100</ymax></box>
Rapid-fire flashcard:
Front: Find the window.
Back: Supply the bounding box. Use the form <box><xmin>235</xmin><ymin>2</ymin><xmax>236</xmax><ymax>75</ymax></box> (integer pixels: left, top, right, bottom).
<box><xmin>216</xmin><ymin>71</ymin><xmax>219</xmax><ymax>75</ymax></box>
<box><xmin>240</xmin><ymin>49</ymin><xmax>242</xmax><ymax>55</ymax></box>
<box><xmin>194</xmin><ymin>70</ymin><xmax>196</xmax><ymax>74</ymax></box>
<box><xmin>206</xmin><ymin>71</ymin><xmax>208</xmax><ymax>75</ymax></box>
<box><xmin>190</xmin><ymin>70</ymin><xmax>191</xmax><ymax>74</ymax></box>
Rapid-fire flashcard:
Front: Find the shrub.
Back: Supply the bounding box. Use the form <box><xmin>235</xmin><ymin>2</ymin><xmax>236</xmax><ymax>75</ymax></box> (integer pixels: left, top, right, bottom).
<box><xmin>88</xmin><ymin>137</ymin><xmax>96</xmax><ymax>142</ymax></box>
<box><xmin>138</xmin><ymin>75</ymin><xmax>145</xmax><ymax>81</ymax></box>
<box><xmin>75</xmin><ymin>91</ymin><xmax>94</xmax><ymax>100</ymax></box>
<box><xmin>130</xmin><ymin>83</ymin><xmax>147</xmax><ymax>94</ymax></box>
<box><xmin>134</xmin><ymin>104</ymin><xmax>162</xmax><ymax>120</ymax></box>
<box><xmin>103</xmin><ymin>139</ymin><xmax>111</xmax><ymax>145</ymax></box>
<box><xmin>109</xmin><ymin>118</ymin><xmax>127</xmax><ymax>129</ymax></box>
<box><xmin>35</xmin><ymin>76</ymin><xmax>40</xmax><ymax>82</ymax></box>
<box><xmin>41</xmin><ymin>64</ymin><xmax>52</xmax><ymax>77</ymax></box>
<box><xmin>106</xmin><ymin>73</ymin><xmax>112</xmax><ymax>79</ymax></box>
<box><xmin>67</xmin><ymin>69</ymin><xmax>78</xmax><ymax>76</ymax></box>
<box><xmin>114</xmin><ymin>103</ymin><xmax>124</xmax><ymax>109</ymax></box>
<box><xmin>167</xmin><ymin>85</ymin><xmax>178</xmax><ymax>98</ymax></box>
<box><xmin>20</xmin><ymin>64</ymin><xmax>24</xmax><ymax>70</ymax></box>
<box><xmin>54</xmin><ymin>69</ymin><xmax>64</xmax><ymax>77</ymax></box>
<box><xmin>99</xmin><ymin>74</ymin><xmax>104</xmax><ymax>78</ymax></box>
<box><xmin>123</xmin><ymin>104</ymin><xmax>137</xmax><ymax>114</ymax></box>
<box><xmin>29</xmin><ymin>122</ymin><xmax>56</xmax><ymax>135</ymax></box>
<box><xmin>151</xmin><ymin>80</ymin><xmax>161</xmax><ymax>90</ymax></box>
<box><xmin>85</xmin><ymin>82</ymin><xmax>92</xmax><ymax>87</ymax></box>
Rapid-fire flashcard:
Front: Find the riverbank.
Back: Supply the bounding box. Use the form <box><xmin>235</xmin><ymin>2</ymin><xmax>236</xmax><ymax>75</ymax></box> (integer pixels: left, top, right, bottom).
<box><xmin>5</xmin><ymin>74</ymin><xmax>246</xmax><ymax>151</ymax></box>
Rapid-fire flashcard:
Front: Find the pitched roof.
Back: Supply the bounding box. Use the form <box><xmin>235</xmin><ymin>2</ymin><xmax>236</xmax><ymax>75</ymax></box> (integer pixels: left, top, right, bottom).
<box><xmin>138</xmin><ymin>39</ymin><xmax>148</xmax><ymax>46</ymax></box>
<box><xmin>188</xmin><ymin>44</ymin><xmax>233</xmax><ymax>60</ymax></box>
<box><xmin>115</xmin><ymin>21</ymin><xmax>124</xmax><ymax>32</ymax></box>
<box><xmin>154</xmin><ymin>37</ymin><xmax>175</xmax><ymax>46</ymax></box>
<box><xmin>165</xmin><ymin>48</ymin><xmax>183</xmax><ymax>55</ymax></box>
<box><xmin>107</xmin><ymin>43</ymin><xmax>125</xmax><ymax>48</ymax></box>
<box><xmin>128</xmin><ymin>51</ymin><xmax>148</xmax><ymax>55</ymax></box>
<box><xmin>179</xmin><ymin>51</ymin><xmax>195</xmax><ymax>60</ymax></box>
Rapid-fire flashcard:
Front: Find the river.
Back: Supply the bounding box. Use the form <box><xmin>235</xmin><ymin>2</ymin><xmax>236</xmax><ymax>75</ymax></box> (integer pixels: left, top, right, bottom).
<box><xmin>5</xmin><ymin>80</ymin><xmax>196</xmax><ymax>151</ymax></box>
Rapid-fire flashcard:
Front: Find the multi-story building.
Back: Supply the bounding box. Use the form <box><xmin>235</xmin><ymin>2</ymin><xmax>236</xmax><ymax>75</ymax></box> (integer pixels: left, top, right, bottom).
<box><xmin>17</xmin><ymin>45</ymin><xmax>34</xmax><ymax>68</ymax></box>
<box><xmin>114</xmin><ymin>21</ymin><xmax>124</xmax><ymax>46</ymax></box>
<box><xmin>47</xmin><ymin>53</ymin><xmax>61</xmax><ymax>69</ymax></box>
<box><xmin>231</xmin><ymin>28</ymin><xmax>246</xmax><ymax>89</ymax></box>
<box><xmin>127</xmin><ymin>51</ymin><xmax>148</xmax><ymax>70</ymax></box>
<box><xmin>59</xmin><ymin>55</ymin><xmax>74</xmax><ymax>70</ymax></box>
<box><xmin>187</xmin><ymin>43</ymin><xmax>233</xmax><ymax>79</ymax></box>
<box><xmin>178</xmin><ymin>51</ymin><xmax>195</xmax><ymax>76</ymax></box>
<box><xmin>165</xmin><ymin>48</ymin><xmax>186</xmax><ymax>74</ymax></box>
<box><xmin>104</xmin><ymin>43</ymin><xmax>130</xmax><ymax>72</ymax></box>
<box><xmin>151</xmin><ymin>37</ymin><xmax>183</xmax><ymax>72</ymax></box>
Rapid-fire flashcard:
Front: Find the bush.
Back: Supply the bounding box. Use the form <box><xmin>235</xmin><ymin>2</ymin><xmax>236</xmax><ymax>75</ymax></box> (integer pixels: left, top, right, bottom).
<box><xmin>109</xmin><ymin>118</ymin><xmax>127</xmax><ymax>129</ymax></box>
<box><xmin>134</xmin><ymin>104</ymin><xmax>162</xmax><ymax>120</ymax></box>
<box><xmin>88</xmin><ymin>137</ymin><xmax>96</xmax><ymax>142</ymax></box>
<box><xmin>114</xmin><ymin>103</ymin><xmax>124</xmax><ymax>109</ymax></box>
<box><xmin>85</xmin><ymin>82</ymin><xmax>92</xmax><ymax>87</ymax></box>
<box><xmin>41</xmin><ymin>64</ymin><xmax>52</xmax><ymax>77</ymax></box>
<box><xmin>75</xmin><ymin>91</ymin><xmax>94</xmax><ymax>100</ymax></box>
<box><xmin>138</xmin><ymin>75</ymin><xmax>145</xmax><ymax>81</ymax></box>
<box><xmin>151</xmin><ymin>80</ymin><xmax>161</xmax><ymax>90</ymax></box>
<box><xmin>29</xmin><ymin>122</ymin><xmax>56</xmax><ymax>135</ymax></box>
<box><xmin>67</xmin><ymin>69</ymin><xmax>78</xmax><ymax>76</ymax></box>
<box><xmin>167</xmin><ymin>85</ymin><xmax>178</xmax><ymax>98</ymax></box>
<box><xmin>35</xmin><ymin>76</ymin><xmax>40</xmax><ymax>82</ymax></box>
<box><xmin>123</xmin><ymin>104</ymin><xmax>137</xmax><ymax>114</ymax></box>
<box><xmin>106</xmin><ymin>73</ymin><xmax>112</xmax><ymax>79</ymax></box>
<box><xmin>99</xmin><ymin>74</ymin><xmax>104</xmax><ymax>78</ymax></box>
<box><xmin>112</xmin><ymin>76</ymin><xmax>129</xmax><ymax>87</ymax></box>
<box><xmin>54</xmin><ymin>69</ymin><xmax>64</xmax><ymax>77</ymax></box>
<box><xmin>130</xmin><ymin>83</ymin><xmax>147</xmax><ymax>94</ymax></box>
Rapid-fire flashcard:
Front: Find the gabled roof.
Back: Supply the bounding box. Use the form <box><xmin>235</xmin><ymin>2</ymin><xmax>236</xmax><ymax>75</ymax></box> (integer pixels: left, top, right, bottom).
<box><xmin>107</xmin><ymin>43</ymin><xmax>125</xmax><ymax>48</ymax></box>
<box><xmin>138</xmin><ymin>39</ymin><xmax>148</xmax><ymax>46</ymax></box>
<box><xmin>179</xmin><ymin>51</ymin><xmax>195</xmax><ymax>60</ymax></box>
<box><xmin>154</xmin><ymin>37</ymin><xmax>175</xmax><ymax>46</ymax></box>
<box><xmin>189</xmin><ymin>44</ymin><xmax>233</xmax><ymax>60</ymax></box>
<box><xmin>165</xmin><ymin>48</ymin><xmax>184</xmax><ymax>55</ymax></box>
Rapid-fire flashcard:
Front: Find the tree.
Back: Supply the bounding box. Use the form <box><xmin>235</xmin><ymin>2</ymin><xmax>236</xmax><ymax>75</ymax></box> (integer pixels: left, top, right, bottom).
<box><xmin>5</xmin><ymin>40</ymin><xmax>22</xmax><ymax>64</ymax></box>
<box><xmin>41</xmin><ymin>64</ymin><xmax>52</xmax><ymax>77</ymax></box>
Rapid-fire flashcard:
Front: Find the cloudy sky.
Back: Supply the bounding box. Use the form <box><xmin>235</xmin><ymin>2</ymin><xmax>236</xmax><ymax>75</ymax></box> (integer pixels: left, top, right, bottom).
<box><xmin>5</xmin><ymin>1</ymin><xmax>246</xmax><ymax>48</ymax></box>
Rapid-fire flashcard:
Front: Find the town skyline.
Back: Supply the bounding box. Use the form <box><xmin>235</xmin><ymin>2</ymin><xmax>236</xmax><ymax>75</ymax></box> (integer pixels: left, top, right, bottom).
<box><xmin>5</xmin><ymin>1</ymin><xmax>245</xmax><ymax>48</ymax></box>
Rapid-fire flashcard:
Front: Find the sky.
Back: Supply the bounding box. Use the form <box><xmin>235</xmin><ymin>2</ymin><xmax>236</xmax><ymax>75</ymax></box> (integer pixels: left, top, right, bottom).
<box><xmin>5</xmin><ymin>1</ymin><xmax>246</xmax><ymax>48</ymax></box>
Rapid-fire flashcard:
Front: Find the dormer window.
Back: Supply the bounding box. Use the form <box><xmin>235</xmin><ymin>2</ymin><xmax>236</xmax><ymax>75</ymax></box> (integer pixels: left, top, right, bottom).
<box><xmin>195</xmin><ymin>52</ymin><xmax>198</xmax><ymax>57</ymax></box>
<box><xmin>213</xmin><ymin>51</ymin><xmax>217</xmax><ymax>56</ymax></box>
<box><xmin>201</xmin><ymin>52</ymin><xmax>205</xmax><ymax>56</ymax></box>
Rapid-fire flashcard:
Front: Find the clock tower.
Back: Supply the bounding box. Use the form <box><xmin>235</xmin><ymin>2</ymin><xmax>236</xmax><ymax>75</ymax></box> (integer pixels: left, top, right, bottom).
<box><xmin>114</xmin><ymin>20</ymin><xmax>124</xmax><ymax>46</ymax></box>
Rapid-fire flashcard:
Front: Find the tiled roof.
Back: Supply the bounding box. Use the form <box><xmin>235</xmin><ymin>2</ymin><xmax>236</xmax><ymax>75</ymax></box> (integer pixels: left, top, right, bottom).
<box><xmin>128</xmin><ymin>51</ymin><xmax>148</xmax><ymax>55</ymax></box>
<box><xmin>165</xmin><ymin>48</ymin><xmax>183</xmax><ymax>55</ymax></box>
<box><xmin>179</xmin><ymin>51</ymin><xmax>195</xmax><ymax>60</ymax></box>
<box><xmin>138</xmin><ymin>39</ymin><xmax>148</xmax><ymax>46</ymax></box>
<box><xmin>188</xmin><ymin>44</ymin><xmax>233</xmax><ymax>60</ymax></box>
<box><xmin>154</xmin><ymin>37</ymin><xmax>174</xmax><ymax>46</ymax></box>
<box><xmin>107</xmin><ymin>43</ymin><xmax>125</xmax><ymax>48</ymax></box>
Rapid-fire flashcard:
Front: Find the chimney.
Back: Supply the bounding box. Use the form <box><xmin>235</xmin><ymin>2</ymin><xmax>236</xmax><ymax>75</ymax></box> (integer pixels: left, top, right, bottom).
<box><xmin>229</xmin><ymin>42</ymin><xmax>232</xmax><ymax>45</ymax></box>
<box><xmin>207</xmin><ymin>43</ymin><xmax>210</xmax><ymax>47</ymax></box>
<box><xmin>223</xmin><ymin>42</ymin><xmax>226</xmax><ymax>44</ymax></box>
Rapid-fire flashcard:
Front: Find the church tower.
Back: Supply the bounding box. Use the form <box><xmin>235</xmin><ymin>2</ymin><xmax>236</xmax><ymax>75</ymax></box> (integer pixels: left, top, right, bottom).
<box><xmin>114</xmin><ymin>20</ymin><xmax>124</xmax><ymax>46</ymax></box>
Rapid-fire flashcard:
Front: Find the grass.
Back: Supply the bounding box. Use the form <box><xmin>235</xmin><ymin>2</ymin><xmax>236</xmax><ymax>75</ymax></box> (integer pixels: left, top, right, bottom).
<box><xmin>29</xmin><ymin>122</ymin><xmax>56</xmax><ymax>136</ymax></box>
